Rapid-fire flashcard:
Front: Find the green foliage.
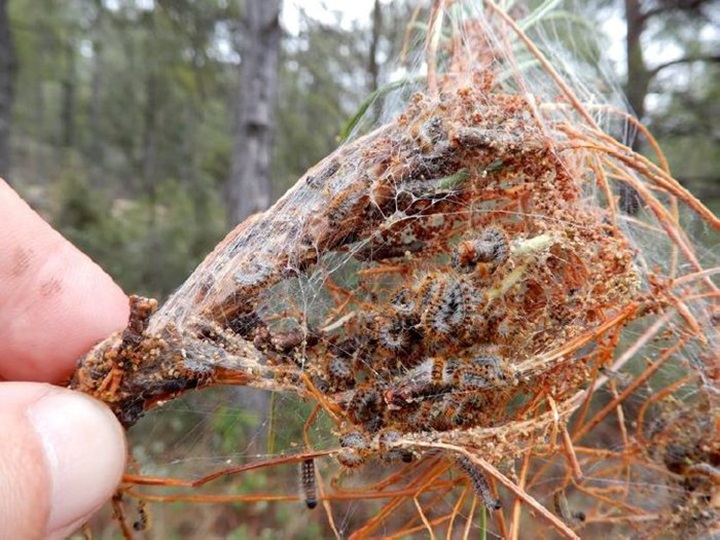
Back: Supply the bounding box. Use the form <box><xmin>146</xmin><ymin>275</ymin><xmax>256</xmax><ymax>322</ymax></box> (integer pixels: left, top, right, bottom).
<box><xmin>272</xmin><ymin>19</ymin><xmax>367</xmax><ymax>193</ymax></box>
<box><xmin>226</xmin><ymin>516</ymin><xmax>323</xmax><ymax>540</ymax></box>
<box><xmin>211</xmin><ymin>402</ymin><xmax>261</xmax><ymax>456</ymax></box>
<box><xmin>339</xmin><ymin>78</ymin><xmax>416</xmax><ymax>143</ymax></box>
<box><xmin>53</xmin><ymin>172</ymin><xmax>226</xmax><ymax>299</ymax></box>
<box><xmin>650</xmin><ymin>63</ymin><xmax>720</xmax><ymax>217</ymax></box>
<box><xmin>8</xmin><ymin>0</ymin><xmax>419</xmax><ymax>296</ymax></box>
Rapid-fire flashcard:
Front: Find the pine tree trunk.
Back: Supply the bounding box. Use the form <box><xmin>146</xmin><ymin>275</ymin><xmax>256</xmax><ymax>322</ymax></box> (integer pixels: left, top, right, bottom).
<box><xmin>226</xmin><ymin>0</ymin><xmax>282</xmax><ymax>447</ymax></box>
<box><xmin>368</xmin><ymin>0</ymin><xmax>382</xmax><ymax>94</ymax></box>
<box><xmin>88</xmin><ymin>0</ymin><xmax>105</xmax><ymax>188</ymax></box>
<box><xmin>226</xmin><ymin>0</ymin><xmax>282</xmax><ymax>227</ymax></box>
<box><xmin>0</xmin><ymin>0</ymin><xmax>16</xmax><ymax>179</ymax></box>
<box><xmin>624</xmin><ymin>0</ymin><xmax>649</xmax><ymax>123</ymax></box>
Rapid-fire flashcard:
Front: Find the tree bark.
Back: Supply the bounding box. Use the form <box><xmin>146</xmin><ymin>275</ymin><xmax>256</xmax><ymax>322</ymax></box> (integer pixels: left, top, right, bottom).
<box><xmin>88</xmin><ymin>0</ymin><xmax>105</xmax><ymax>188</ymax></box>
<box><xmin>225</xmin><ymin>0</ymin><xmax>282</xmax><ymax>447</ymax></box>
<box><xmin>226</xmin><ymin>0</ymin><xmax>282</xmax><ymax>227</ymax></box>
<box><xmin>624</xmin><ymin>0</ymin><xmax>649</xmax><ymax>123</ymax></box>
<box><xmin>624</xmin><ymin>0</ymin><xmax>716</xmax><ymax>124</ymax></box>
<box><xmin>368</xmin><ymin>0</ymin><xmax>382</xmax><ymax>94</ymax></box>
<box><xmin>0</xmin><ymin>0</ymin><xmax>17</xmax><ymax>179</ymax></box>
<box><xmin>61</xmin><ymin>44</ymin><xmax>76</xmax><ymax>148</ymax></box>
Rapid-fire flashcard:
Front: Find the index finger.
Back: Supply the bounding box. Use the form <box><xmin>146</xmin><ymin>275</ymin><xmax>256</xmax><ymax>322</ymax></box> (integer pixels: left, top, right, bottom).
<box><xmin>0</xmin><ymin>179</ymin><xmax>129</xmax><ymax>382</ymax></box>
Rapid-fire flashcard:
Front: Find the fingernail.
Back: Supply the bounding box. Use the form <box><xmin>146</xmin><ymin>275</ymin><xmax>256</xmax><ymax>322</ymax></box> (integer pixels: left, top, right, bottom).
<box><xmin>28</xmin><ymin>391</ymin><xmax>126</xmax><ymax>534</ymax></box>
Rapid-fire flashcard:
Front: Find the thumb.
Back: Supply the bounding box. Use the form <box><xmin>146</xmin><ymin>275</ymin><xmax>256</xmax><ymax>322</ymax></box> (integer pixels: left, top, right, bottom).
<box><xmin>0</xmin><ymin>383</ymin><xmax>126</xmax><ymax>540</ymax></box>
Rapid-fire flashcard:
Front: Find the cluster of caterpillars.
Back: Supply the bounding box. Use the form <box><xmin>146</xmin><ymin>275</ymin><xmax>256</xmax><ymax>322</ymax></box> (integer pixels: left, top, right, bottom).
<box><xmin>299</xmin><ymin>227</ymin><xmax>518</xmax><ymax>510</ymax></box>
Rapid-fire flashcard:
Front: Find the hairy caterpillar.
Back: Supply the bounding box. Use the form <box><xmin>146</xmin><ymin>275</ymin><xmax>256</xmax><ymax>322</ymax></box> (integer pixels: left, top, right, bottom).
<box><xmin>455</xmin><ymin>455</ymin><xmax>502</xmax><ymax>511</ymax></box>
<box><xmin>300</xmin><ymin>459</ymin><xmax>318</xmax><ymax>509</ymax></box>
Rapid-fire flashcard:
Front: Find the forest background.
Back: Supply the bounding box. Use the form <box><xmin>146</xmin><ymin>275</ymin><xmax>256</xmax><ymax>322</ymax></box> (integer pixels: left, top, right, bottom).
<box><xmin>0</xmin><ymin>0</ymin><xmax>718</xmax><ymax>537</ymax></box>
<box><xmin>1</xmin><ymin>0</ymin><xmax>717</xmax><ymax>300</ymax></box>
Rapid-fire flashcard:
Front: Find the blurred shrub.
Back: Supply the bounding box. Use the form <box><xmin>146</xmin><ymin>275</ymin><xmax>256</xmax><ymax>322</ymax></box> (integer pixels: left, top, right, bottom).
<box><xmin>52</xmin><ymin>174</ymin><xmax>226</xmax><ymax>300</ymax></box>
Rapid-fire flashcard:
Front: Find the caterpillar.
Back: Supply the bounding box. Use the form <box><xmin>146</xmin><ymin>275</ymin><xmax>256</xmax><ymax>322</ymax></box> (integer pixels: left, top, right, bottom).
<box><xmin>300</xmin><ymin>459</ymin><xmax>318</xmax><ymax>509</ymax></box>
<box><xmin>455</xmin><ymin>455</ymin><xmax>502</xmax><ymax>511</ymax></box>
<box><xmin>451</xmin><ymin>228</ymin><xmax>509</xmax><ymax>271</ymax></box>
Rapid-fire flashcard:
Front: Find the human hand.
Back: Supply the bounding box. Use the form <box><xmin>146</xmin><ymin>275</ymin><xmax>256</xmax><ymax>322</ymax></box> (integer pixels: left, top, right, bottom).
<box><xmin>0</xmin><ymin>179</ymin><xmax>129</xmax><ymax>539</ymax></box>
